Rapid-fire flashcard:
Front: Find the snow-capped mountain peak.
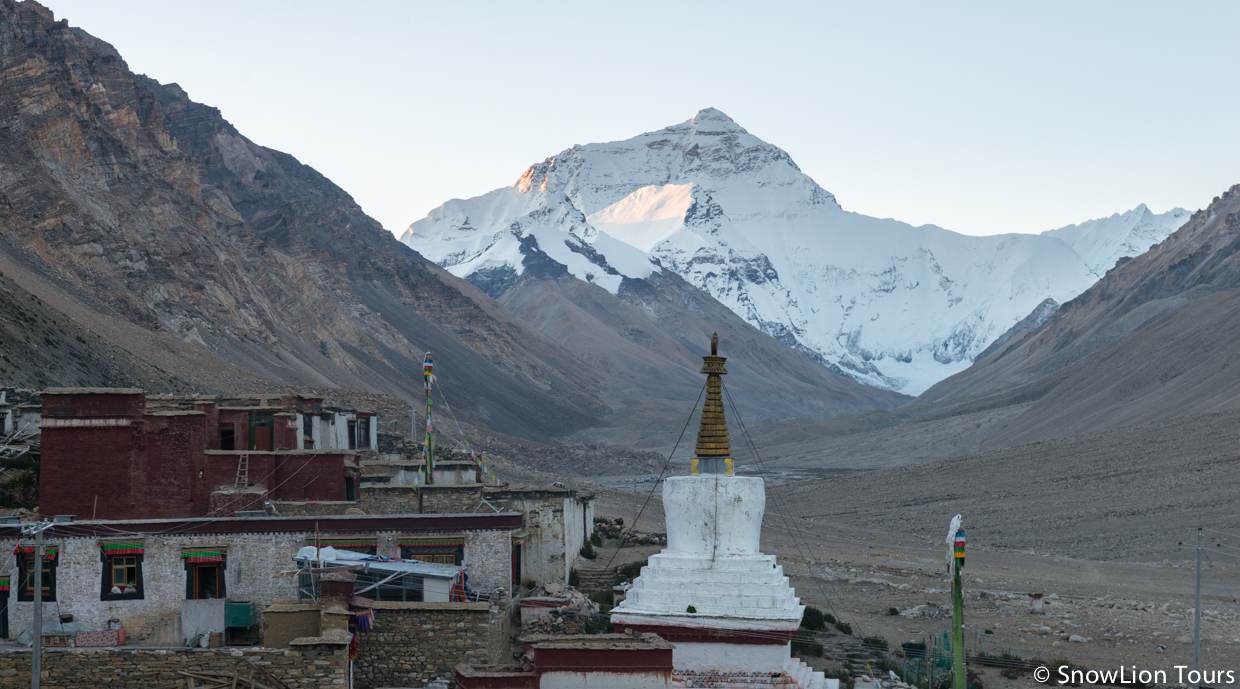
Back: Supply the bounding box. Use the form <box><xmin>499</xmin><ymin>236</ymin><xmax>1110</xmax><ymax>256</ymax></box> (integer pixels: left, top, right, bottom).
<box><xmin>402</xmin><ymin>109</ymin><xmax>1189</xmax><ymax>395</ymax></box>
<box><xmin>1042</xmin><ymin>204</ymin><xmax>1190</xmax><ymax>276</ymax></box>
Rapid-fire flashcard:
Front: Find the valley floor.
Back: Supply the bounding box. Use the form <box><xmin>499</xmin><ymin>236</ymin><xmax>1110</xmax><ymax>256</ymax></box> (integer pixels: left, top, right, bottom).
<box><xmin>569</xmin><ymin>407</ymin><xmax>1240</xmax><ymax>683</ymax></box>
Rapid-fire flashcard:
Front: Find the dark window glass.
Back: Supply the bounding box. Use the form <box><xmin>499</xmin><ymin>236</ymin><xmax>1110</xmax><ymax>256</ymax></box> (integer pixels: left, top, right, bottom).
<box><xmin>185</xmin><ymin>561</ymin><xmax>227</xmax><ymax>600</ymax></box>
<box><xmin>219</xmin><ymin>425</ymin><xmax>235</xmax><ymax>451</ymax></box>
<box><xmin>17</xmin><ymin>554</ymin><xmax>55</xmax><ymax>602</ymax></box>
<box><xmin>101</xmin><ymin>554</ymin><xmax>144</xmax><ymax>601</ymax></box>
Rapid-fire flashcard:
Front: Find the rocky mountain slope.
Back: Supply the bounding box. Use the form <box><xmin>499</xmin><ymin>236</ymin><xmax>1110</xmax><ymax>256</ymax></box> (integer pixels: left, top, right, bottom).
<box><xmin>403</xmin><ymin>108</ymin><xmax>1188</xmax><ymax>395</ymax></box>
<box><xmin>919</xmin><ymin>184</ymin><xmax>1240</xmax><ymax>446</ymax></box>
<box><xmin>0</xmin><ymin>0</ymin><xmax>609</xmax><ymax>440</ymax></box>
<box><xmin>0</xmin><ymin>2</ymin><xmax>907</xmax><ymax>444</ymax></box>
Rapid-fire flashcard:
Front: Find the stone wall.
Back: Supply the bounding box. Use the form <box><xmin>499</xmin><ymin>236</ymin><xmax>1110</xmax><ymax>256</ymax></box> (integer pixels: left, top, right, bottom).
<box><xmin>463</xmin><ymin>530</ymin><xmax>511</xmax><ymax>594</ymax></box>
<box><xmin>276</xmin><ymin>484</ymin><xmax>483</xmax><ymax>516</ymax></box>
<box><xmin>0</xmin><ymin>532</ymin><xmax>305</xmax><ymax>644</ymax></box>
<box><xmin>0</xmin><ymin>646</ymin><xmax>346</xmax><ymax>688</ymax></box>
<box><xmin>354</xmin><ymin>601</ymin><xmax>511</xmax><ymax>689</ymax></box>
<box><xmin>494</xmin><ymin>490</ymin><xmax>592</xmax><ymax>586</ymax></box>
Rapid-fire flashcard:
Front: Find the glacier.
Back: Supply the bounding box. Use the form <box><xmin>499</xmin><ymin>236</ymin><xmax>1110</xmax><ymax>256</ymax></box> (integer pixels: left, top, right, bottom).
<box><xmin>401</xmin><ymin>108</ymin><xmax>1188</xmax><ymax>395</ymax></box>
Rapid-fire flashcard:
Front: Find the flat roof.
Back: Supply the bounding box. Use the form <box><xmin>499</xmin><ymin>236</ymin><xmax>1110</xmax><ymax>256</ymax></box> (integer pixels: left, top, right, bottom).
<box><xmin>0</xmin><ymin>512</ymin><xmax>522</xmax><ymax>538</ymax></box>
<box><xmin>42</xmin><ymin>388</ymin><xmax>143</xmax><ymax>394</ymax></box>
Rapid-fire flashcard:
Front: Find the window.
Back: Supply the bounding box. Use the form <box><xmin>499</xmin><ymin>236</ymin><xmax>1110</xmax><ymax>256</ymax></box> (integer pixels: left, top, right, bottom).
<box><xmin>183</xmin><ymin>550</ymin><xmax>227</xmax><ymax>600</ymax></box>
<box><xmin>356</xmin><ymin>417</ymin><xmax>371</xmax><ymax>449</ymax></box>
<box><xmin>219</xmin><ymin>424</ymin><xmax>235</xmax><ymax>451</ymax></box>
<box><xmin>302</xmin><ymin>414</ymin><xmax>314</xmax><ymax>449</ymax></box>
<box><xmin>352</xmin><ymin>570</ymin><xmax>423</xmax><ymax>602</ymax></box>
<box><xmin>100</xmin><ymin>553</ymin><xmax>144</xmax><ymax>601</ymax></box>
<box><xmin>186</xmin><ymin>563</ymin><xmax>226</xmax><ymax>599</ymax></box>
<box><xmin>17</xmin><ymin>554</ymin><xmax>55</xmax><ymax>602</ymax></box>
<box><xmin>399</xmin><ymin>541</ymin><xmax>463</xmax><ymax>565</ymax></box>
<box><xmin>347</xmin><ymin>420</ymin><xmax>357</xmax><ymax>449</ymax></box>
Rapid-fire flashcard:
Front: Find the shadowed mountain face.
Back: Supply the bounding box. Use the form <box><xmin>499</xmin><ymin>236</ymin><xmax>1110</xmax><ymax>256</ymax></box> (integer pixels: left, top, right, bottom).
<box><xmin>0</xmin><ymin>1</ymin><xmax>907</xmax><ymax>444</ymax></box>
<box><xmin>920</xmin><ymin>184</ymin><xmax>1240</xmax><ymax>447</ymax></box>
<box><xmin>0</xmin><ymin>0</ymin><xmax>603</xmax><ymax>440</ymax></box>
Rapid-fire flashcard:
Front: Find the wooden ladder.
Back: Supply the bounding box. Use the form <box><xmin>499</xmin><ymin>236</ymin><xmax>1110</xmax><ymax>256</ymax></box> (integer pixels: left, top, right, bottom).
<box><xmin>235</xmin><ymin>453</ymin><xmax>250</xmax><ymax>487</ymax></box>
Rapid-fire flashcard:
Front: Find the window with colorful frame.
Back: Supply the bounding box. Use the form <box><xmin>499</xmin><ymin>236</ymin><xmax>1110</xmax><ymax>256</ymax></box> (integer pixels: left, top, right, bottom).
<box><xmin>99</xmin><ymin>541</ymin><xmax>144</xmax><ymax>601</ymax></box>
<box><xmin>399</xmin><ymin>537</ymin><xmax>463</xmax><ymax>565</ymax></box>
<box><xmin>15</xmin><ymin>545</ymin><xmax>57</xmax><ymax>602</ymax></box>
<box><xmin>314</xmin><ymin>538</ymin><xmax>377</xmax><ymax>556</ymax></box>
<box><xmin>182</xmin><ymin>548</ymin><xmax>227</xmax><ymax>600</ymax></box>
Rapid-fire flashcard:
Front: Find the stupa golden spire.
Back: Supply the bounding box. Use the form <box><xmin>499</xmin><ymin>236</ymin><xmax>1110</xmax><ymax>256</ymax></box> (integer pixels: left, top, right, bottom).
<box><xmin>692</xmin><ymin>332</ymin><xmax>733</xmax><ymax>476</ymax></box>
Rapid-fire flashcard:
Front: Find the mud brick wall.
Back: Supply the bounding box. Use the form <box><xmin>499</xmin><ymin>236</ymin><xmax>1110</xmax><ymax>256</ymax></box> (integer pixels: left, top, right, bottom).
<box><xmin>354</xmin><ymin>601</ymin><xmax>511</xmax><ymax>689</ymax></box>
<box><xmin>0</xmin><ymin>647</ymin><xmax>346</xmax><ymax>688</ymax></box>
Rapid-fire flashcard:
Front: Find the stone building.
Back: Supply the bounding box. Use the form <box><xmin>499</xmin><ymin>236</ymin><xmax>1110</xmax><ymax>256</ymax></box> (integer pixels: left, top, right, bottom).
<box><xmin>0</xmin><ymin>511</ymin><xmax>519</xmax><ymax>646</ymax></box>
<box><xmin>0</xmin><ymin>388</ymin><xmax>40</xmax><ymax>436</ymax></box>
<box><xmin>38</xmin><ymin>388</ymin><xmax>381</xmax><ymax>520</ymax></box>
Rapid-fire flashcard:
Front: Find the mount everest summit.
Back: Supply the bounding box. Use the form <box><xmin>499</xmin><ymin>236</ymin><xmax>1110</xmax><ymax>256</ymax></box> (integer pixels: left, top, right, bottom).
<box><xmin>401</xmin><ymin>108</ymin><xmax>1187</xmax><ymax>395</ymax></box>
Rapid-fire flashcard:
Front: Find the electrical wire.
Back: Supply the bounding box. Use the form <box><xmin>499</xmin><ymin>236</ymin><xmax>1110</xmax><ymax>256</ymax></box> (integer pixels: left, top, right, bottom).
<box><xmin>601</xmin><ymin>380</ymin><xmax>707</xmax><ymax>574</ymax></box>
<box><xmin>722</xmin><ymin>380</ymin><xmax>863</xmax><ymax>638</ymax></box>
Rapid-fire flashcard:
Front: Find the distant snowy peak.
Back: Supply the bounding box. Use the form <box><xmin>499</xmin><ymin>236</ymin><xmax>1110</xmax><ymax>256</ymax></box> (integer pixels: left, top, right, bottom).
<box><xmin>402</xmin><ymin>107</ymin><xmax>1190</xmax><ymax>396</ymax></box>
<box><xmin>515</xmin><ymin>107</ymin><xmax>840</xmax><ymax>219</ymax></box>
<box><xmin>1043</xmin><ymin>204</ymin><xmax>1189</xmax><ymax>276</ymax></box>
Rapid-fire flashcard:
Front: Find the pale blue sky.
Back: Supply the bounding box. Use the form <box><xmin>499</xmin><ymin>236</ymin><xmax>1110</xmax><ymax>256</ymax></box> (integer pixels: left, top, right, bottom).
<box><xmin>40</xmin><ymin>0</ymin><xmax>1240</xmax><ymax>237</ymax></box>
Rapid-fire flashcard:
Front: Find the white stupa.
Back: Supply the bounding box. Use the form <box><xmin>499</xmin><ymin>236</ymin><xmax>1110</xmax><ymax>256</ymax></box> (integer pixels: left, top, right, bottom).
<box><xmin>612</xmin><ymin>335</ymin><xmax>826</xmax><ymax>688</ymax></box>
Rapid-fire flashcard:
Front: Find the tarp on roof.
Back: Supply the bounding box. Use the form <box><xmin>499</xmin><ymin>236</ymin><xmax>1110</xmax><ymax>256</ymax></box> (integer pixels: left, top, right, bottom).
<box><xmin>294</xmin><ymin>546</ymin><xmax>461</xmax><ymax>580</ymax></box>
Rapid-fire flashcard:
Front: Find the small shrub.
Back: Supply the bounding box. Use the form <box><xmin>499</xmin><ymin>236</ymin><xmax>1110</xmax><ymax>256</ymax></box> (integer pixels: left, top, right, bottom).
<box><xmin>801</xmin><ymin>606</ymin><xmax>826</xmax><ymax>631</ymax></box>
<box><xmin>861</xmin><ymin>635</ymin><xmax>889</xmax><ymax>651</ymax></box>
<box><xmin>615</xmin><ymin>558</ymin><xmax>647</xmax><ymax>584</ymax></box>
<box><xmin>593</xmin><ymin>516</ymin><xmax>610</xmax><ymax>523</ymax></box>
<box><xmin>579</xmin><ymin>543</ymin><xmax>597</xmax><ymax>560</ymax></box>
<box><xmin>792</xmin><ymin>629</ymin><xmax>824</xmax><ymax>657</ymax></box>
<box><xmin>888</xmin><ymin>607</ymin><xmax>899</xmax><ymax>616</ymax></box>
<box><xmin>587</xmin><ymin>589</ymin><xmax>613</xmax><ymax>610</ymax></box>
<box><xmin>522</xmin><ymin>578</ymin><xmax>537</xmax><ymax>591</ymax></box>
<box><xmin>835</xmin><ymin>621</ymin><xmax>852</xmax><ymax>635</ymax></box>
<box><xmin>583</xmin><ymin>615</ymin><xmax>611</xmax><ymax>634</ymax></box>
<box><xmin>686</xmin><ymin>605</ymin><xmax>697</xmax><ymax>613</ymax></box>
<box><xmin>568</xmin><ymin>569</ymin><xmax>580</xmax><ymax>587</ymax></box>
<box><xmin>590</xmin><ymin>533</ymin><xmax>603</xmax><ymax>548</ymax></box>
<box><xmin>824</xmin><ymin>611</ymin><xmax>837</xmax><ymax>624</ymax></box>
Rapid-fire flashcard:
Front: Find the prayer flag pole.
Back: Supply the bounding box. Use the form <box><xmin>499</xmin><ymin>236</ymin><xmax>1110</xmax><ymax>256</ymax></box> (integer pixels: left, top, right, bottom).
<box><xmin>422</xmin><ymin>352</ymin><xmax>435</xmax><ymax>485</ymax></box>
<box><xmin>947</xmin><ymin>514</ymin><xmax>967</xmax><ymax>689</ymax></box>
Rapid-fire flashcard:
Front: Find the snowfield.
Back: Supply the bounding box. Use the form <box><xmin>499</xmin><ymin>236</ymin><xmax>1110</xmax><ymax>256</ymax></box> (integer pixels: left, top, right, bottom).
<box><xmin>402</xmin><ymin>108</ymin><xmax>1187</xmax><ymax>395</ymax></box>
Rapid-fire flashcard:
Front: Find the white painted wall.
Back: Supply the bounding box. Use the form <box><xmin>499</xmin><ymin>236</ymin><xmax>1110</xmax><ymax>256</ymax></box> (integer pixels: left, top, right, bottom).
<box><xmin>540</xmin><ymin>671</ymin><xmax>670</xmax><ymax>688</ymax></box>
<box><xmin>663</xmin><ymin>476</ymin><xmax>764</xmax><ymax>556</ymax></box>
<box><xmin>1</xmin><ymin>532</ymin><xmax>303</xmax><ymax>644</ymax></box>
<box><xmin>672</xmin><ymin>641</ymin><xmax>791</xmax><ymax>673</ymax></box>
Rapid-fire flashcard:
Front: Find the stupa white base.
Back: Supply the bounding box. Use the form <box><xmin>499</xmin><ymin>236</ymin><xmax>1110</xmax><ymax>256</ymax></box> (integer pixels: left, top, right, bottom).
<box><xmin>672</xmin><ymin>641</ymin><xmax>791</xmax><ymax>673</ymax></box>
<box><xmin>612</xmin><ymin>475</ymin><xmax>813</xmax><ymax>684</ymax></box>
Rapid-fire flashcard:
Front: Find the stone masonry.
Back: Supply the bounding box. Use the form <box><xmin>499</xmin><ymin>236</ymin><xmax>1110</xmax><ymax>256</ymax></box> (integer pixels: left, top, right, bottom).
<box><xmin>0</xmin><ymin>647</ymin><xmax>346</xmax><ymax>688</ymax></box>
<box><xmin>353</xmin><ymin>601</ymin><xmax>510</xmax><ymax>689</ymax></box>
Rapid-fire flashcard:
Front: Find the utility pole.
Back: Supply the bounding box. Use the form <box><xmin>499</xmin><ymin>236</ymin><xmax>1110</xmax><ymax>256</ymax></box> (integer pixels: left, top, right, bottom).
<box><xmin>1194</xmin><ymin>527</ymin><xmax>1203</xmax><ymax>689</ymax></box>
<box><xmin>22</xmin><ymin>520</ymin><xmax>51</xmax><ymax>689</ymax></box>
